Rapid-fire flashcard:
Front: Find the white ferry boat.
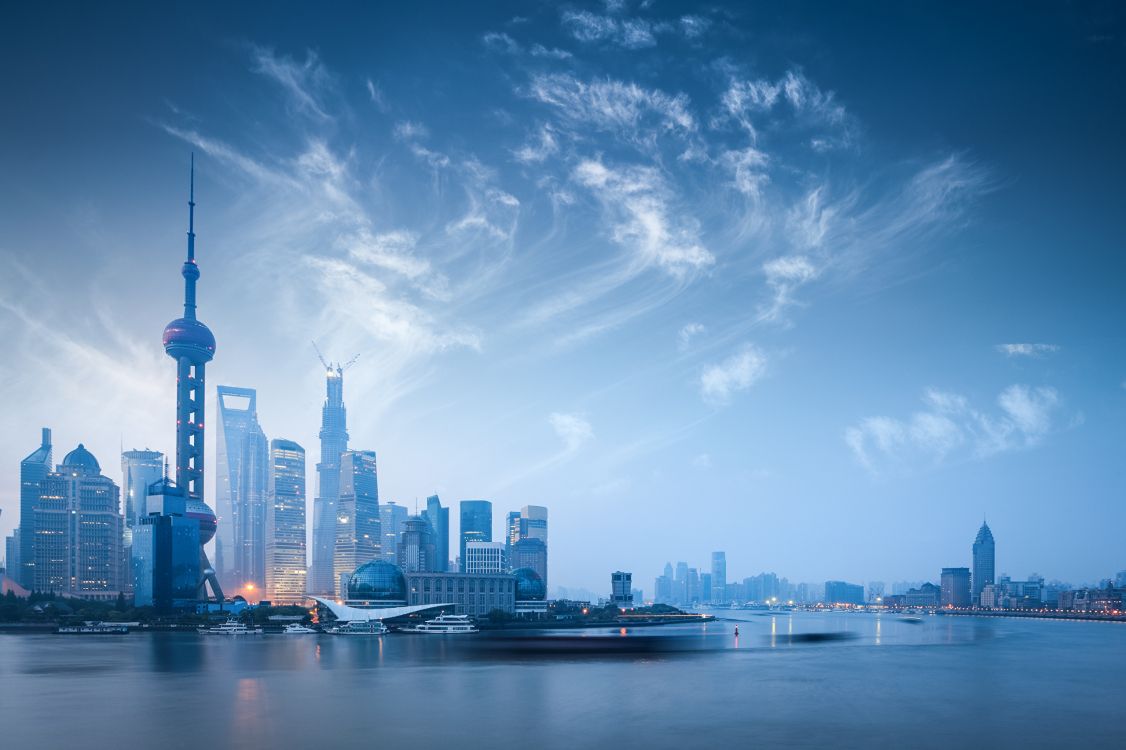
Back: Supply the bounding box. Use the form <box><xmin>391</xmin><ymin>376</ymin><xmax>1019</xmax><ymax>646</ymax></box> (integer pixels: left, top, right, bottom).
<box><xmin>57</xmin><ymin>621</ymin><xmax>129</xmax><ymax>634</ymax></box>
<box><xmin>198</xmin><ymin>619</ymin><xmax>263</xmax><ymax>635</ymax></box>
<box><xmin>282</xmin><ymin>623</ymin><xmax>318</xmax><ymax>634</ymax></box>
<box><xmin>402</xmin><ymin>614</ymin><xmax>479</xmax><ymax>634</ymax></box>
<box><xmin>326</xmin><ymin>620</ymin><xmax>388</xmax><ymax>635</ymax></box>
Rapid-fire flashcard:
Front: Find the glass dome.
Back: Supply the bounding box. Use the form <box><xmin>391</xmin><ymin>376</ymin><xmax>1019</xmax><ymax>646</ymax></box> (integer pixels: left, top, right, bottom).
<box><xmin>513</xmin><ymin>567</ymin><xmax>546</xmax><ymax>601</ymax></box>
<box><xmin>62</xmin><ymin>444</ymin><xmax>101</xmax><ymax>474</ymax></box>
<box><xmin>347</xmin><ymin>560</ymin><xmax>407</xmax><ymax>603</ymax></box>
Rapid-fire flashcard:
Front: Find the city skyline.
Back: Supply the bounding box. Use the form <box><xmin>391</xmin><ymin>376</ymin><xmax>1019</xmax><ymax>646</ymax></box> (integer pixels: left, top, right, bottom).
<box><xmin>2</xmin><ymin>2</ymin><xmax>1125</xmax><ymax>593</ymax></box>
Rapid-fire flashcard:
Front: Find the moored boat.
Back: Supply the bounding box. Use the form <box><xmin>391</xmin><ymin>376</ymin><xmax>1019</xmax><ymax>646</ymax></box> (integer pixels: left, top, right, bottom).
<box><xmin>401</xmin><ymin>614</ymin><xmax>479</xmax><ymax>634</ymax></box>
<box><xmin>198</xmin><ymin>619</ymin><xmax>263</xmax><ymax>635</ymax></box>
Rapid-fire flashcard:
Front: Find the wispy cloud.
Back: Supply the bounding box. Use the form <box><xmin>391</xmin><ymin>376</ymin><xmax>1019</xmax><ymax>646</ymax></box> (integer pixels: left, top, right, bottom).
<box><xmin>251</xmin><ymin>46</ymin><xmax>334</xmax><ymax>121</ymax></box>
<box><xmin>549</xmin><ymin>412</ymin><xmax>594</xmax><ymax>452</ymax></box>
<box><xmin>846</xmin><ymin>385</ymin><xmax>1070</xmax><ymax>472</ymax></box>
<box><xmin>573</xmin><ymin>159</ymin><xmax>713</xmax><ymax>276</ymax></box>
<box><xmin>699</xmin><ymin>345</ymin><xmax>768</xmax><ymax>404</ymax></box>
<box><xmin>995</xmin><ymin>343</ymin><xmax>1060</xmax><ymax>358</ymax></box>
<box><xmin>527</xmin><ymin>74</ymin><xmax>696</xmax><ymax>145</ymax></box>
<box><xmin>678</xmin><ymin>322</ymin><xmax>706</xmax><ymax>350</ymax></box>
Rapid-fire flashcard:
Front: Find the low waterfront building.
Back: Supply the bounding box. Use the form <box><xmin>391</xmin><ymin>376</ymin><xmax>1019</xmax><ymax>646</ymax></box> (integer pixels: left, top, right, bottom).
<box><xmin>513</xmin><ymin>567</ymin><xmax>548</xmax><ymax>615</ymax></box>
<box><xmin>407</xmin><ymin>571</ymin><xmax>516</xmax><ymax>617</ymax></box>
<box><xmin>904</xmin><ymin>583</ymin><xmax>941</xmax><ymax>608</ymax></box>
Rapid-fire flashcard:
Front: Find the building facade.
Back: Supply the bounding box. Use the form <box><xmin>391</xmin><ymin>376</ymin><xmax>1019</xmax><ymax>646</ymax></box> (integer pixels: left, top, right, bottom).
<box><xmin>406</xmin><ymin>572</ymin><xmax>516</xmax><ymax>617</ymax></box>
<box><xmin>333</xmin><ymin>450</ymin><xmax>380</xmax><ymax>597</ymax></box>
<box><xmin>214</xmin><ymin>385</ymin><xmax>269</xmax><ymax>594</ymax></box>
<box><xmin>711</xmin><ymin>551</ymin><xmax>727</xmax><ymax>604</ymax></box>
<box><xmin>422</xmin><ymin>495</ymin><xmax>449</xmax><ymax>572</ymax></box>
<box><xmin>397</xmin><ymin>515</ymin><xmax>438</xmax><ymax>573</ymax></box>
<box><xmin>311</xmin><ymin>362</ymin><xmax>350</xmax><ymax>596</ymax></box>
<box><xmin>941</xmin><ymin>567</ymin><xmax>972</xmax><ymax>607</ymax></box>
<box><xmin>18</xmin><ymin>427</ymin><xmax>52</xmax><ymax>589</ymax></box>
<box><xmin>459</xmin><ymin>500</ymin><xmax>492</xmax><ymax>572</ymax></box>
<box><xmin>380</xmin><ymin>501</ymin><xmax>408</xmax><ymax>564</ymax></box>
<box><xmin>611</xmin><ymin>571</ymin><xmax>634</xmax><ymax>607</ymax></box>
<box><xmin>121</xmin><ymin>449</ymin><xmax>163</xmax><ymax>551</ymax></box>
<box><xmin>32</xmin><ymin>445</ymin><xmax>123</xmax><ymax>599</ymax></box>
<box><xmin>464</xmin><ymin>541</ymin><xmax>506</xmax><ymax>574</ymax></box>
<box><xmin>972</xmin><ymin>521</ymin><xmax>995</xmax><ymax>606</ymax></box>
<box><xmin>265</xmin><ymin>439</ymin><xmax>306</xmax><ymax>605</ymax></box>
<box><xmin>509</xmin><ymin>538</ymin><xmax>547</xmax><ymax>587</ymax></box>
<box><xmin>824</xmin><ymin>580</ymin><xmax>865</xmax><ymax>605</ymax></box>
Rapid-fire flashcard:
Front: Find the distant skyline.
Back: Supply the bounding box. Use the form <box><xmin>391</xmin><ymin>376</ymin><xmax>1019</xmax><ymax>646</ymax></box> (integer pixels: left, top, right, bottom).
<box><xmin>2</xmin><ymin>2</ymin><xmax>1125</xmax><ymax>591</ymax></box>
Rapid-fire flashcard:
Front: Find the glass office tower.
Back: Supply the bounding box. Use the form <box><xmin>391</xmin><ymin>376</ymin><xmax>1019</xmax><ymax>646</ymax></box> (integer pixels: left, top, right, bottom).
<box><xmin>459</xmin><ymin>500</ymin><xmax>492</xmax><ymax>573</ymax></box>
<box><xmin>266</xmin><ymin>439</ymin><xmax>306</xmax><ymax>604</ymax></box>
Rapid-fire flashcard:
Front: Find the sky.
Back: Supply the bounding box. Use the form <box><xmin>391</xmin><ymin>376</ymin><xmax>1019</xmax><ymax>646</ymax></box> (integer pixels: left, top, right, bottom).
<box><xmin>2</xmin><ymin>1</ymin><xmax>1124</xmax><ymax>594</ymax></box>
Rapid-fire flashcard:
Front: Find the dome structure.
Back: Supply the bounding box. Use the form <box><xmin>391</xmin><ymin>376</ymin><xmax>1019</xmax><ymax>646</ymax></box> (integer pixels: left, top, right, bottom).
<box><xmin>347</xmin><ymin>560</ymin><xmax>407</xmax><ymax>604</ymax></box>
<box><xmin>513</xmin><ymin>567</ymin><xmax>546</xmax><ymax>601</ymax></box>
<box><xmin>62</xmin><ymin>444</ymin><xmax>101</xmax><ymax>474</ymax></box>
<box><xmin>162</xmin><ymin>316</ymin><xmax>216</xmax><ymax>361</ymax></box>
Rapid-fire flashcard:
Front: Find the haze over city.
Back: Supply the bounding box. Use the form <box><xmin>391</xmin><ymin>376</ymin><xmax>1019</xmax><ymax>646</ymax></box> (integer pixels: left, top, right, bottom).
<box><xmin>2</xmin><ymin>1</ymin><xmax>1124</xmax><ymax>593</ymax></box>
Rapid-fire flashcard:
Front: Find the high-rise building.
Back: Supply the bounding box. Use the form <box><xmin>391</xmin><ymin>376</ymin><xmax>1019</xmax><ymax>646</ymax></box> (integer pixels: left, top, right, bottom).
<box><xmin>459</xmin><ymin>500</ymin><xmax>492</xmax><ymax>572</ymax></box>
<box><xmin>711</xmin><ymin>551</ymin><xmax>727</xmax><ymax>604</ymax></box>
<box><xmin>121</xmin><ymin>450</ymin><xmax>163</xmax><ymax>551</ymax></box>
<box><xmin>214</xmin><ymin>386</ymin><xmax>269</xmax><ymax>594</ymax></box>
<box><xmin>333</xmin><ymin>450</ymin><xmax>380</xmax><ymax>597</ymax></box>
<box><xmin>18</xmin><ymin>427</ymin><xmax>52</xmax><ymax>589</ymax></box>
<box><xmin>505</xmin><ymin>511</ymin><xmax>522</xmax><ymax>552</ymax></box>
<box><xmin>5</xmin><ymin>530</ymin><xmax>20</xmax><ymax>580</ymax></box>
<box><xmin>137</xmin><ymin>158</ymin><xmax>224</xmax><ymax>608</ymax></box>
<box><xmin>266</xmin><ymin>439</ymin><xmax>306</xmax><ymax>605</ymax></box>
<box><xmin>380</xmin><ymin>502</ymin><xmax>408</xmax><ymax>564</ymax></box>
<box><xmin>941</xmin><ymin>567</ymin><xmax>972</xmax><ymax>608</ymax></box>
<box><xmin>464</xmin><ymin>541</ymin><xmax>507</xmax><ymax>574</ymax></box>
<box><xmin>397</xmin><ymin>516</ymin><xmax>437</xmax><ymax>573</ymax></box>
<box><xmin>422</xmin><ymin>495</ymin><xmax>449</xmax><ymax>572</ymax></box>
<box><xmin>520</xmin><ymin>505</ymin><xmax>548</xmax><ymax>543</ymax></box>
<box><xmin>310</xmin><ymin>359</ymin><xmax>350</xmax><ymax>595</ymax></box>
<box><xmin>972</xmin><ymin>521</ymin><xmax>995</xmax><ymax>606</ymax></box>
<box><xmin>509</xmin><ymin>537</ymin><xmax>547</xmax><ymax>586</ymax></box>
<box><xmin>32</xmin><ymin>445</ymin><xmax>123</xmax><ymax>599</ymax></box>
<box><xmin>611</xmin><ymin>571</ymin><xmax>634</xmax><ymax>608</ymax></box>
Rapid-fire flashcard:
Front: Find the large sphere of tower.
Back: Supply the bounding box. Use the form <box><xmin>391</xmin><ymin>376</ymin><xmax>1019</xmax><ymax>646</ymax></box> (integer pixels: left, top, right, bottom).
<box><xmin>184</xmin><ymin>498</ymin><xmax>218</xmax><ymax>545</ymax></box>
<box><xmin>163</xmin><ymin>316</ymin><xmax>216</xmax><ymax>362</ymax></box>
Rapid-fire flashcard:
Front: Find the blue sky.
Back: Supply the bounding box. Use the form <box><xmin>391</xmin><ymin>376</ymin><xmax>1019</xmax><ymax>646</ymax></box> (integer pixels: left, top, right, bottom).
<box><xmin>2</xmin><ymin>1</ymin><xmax>1124</xmax><ymax>593</ymax></box>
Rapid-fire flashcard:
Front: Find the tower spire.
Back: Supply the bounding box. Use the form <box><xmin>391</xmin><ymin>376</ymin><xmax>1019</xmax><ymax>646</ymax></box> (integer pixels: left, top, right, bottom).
<box><xmin>182</xmin><ymin>153</ymin><xmax>200</xmax><ymax>320</ymax></box>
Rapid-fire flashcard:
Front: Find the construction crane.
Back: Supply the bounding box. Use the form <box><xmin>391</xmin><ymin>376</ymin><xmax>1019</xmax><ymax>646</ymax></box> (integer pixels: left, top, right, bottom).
<box><xmin>312</xmin><ymin>340</ymin><xmax>360</xmax><ymax>372</ymax></box>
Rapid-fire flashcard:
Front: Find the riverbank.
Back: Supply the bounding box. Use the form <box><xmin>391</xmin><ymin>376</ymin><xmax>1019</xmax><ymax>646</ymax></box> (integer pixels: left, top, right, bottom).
<box><xmin>936</xmin><ymin>610</ymin><xmax>1126</xmax><ymax>623</ymax></box>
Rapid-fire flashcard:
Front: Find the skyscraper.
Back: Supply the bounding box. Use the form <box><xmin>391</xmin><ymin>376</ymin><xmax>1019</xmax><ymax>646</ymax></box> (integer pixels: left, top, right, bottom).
<box><xmin>505</xmin><ymin>511</ymin><xmax>522</xmax><ymax>552</ymax></box>
<box><xmin>311</xmin><ymin>360</ymin><xmax>350</xmax><ymax>595</ymax></box>
<box><xmin>459</xmin><ymin>500</ymin><xmax>492</xmax><ymax>572</ymax></box>
<box><xmin>972</xmin><ymin>521</ymin><xmax>995</xmax><ymax>606</ymax></box>
<box><xmin>333</xmin><ymin>450</ymin><xmax>380</xmax><ymax>597</ymax></box>
<box><xmin>380</xmin><ymin>502</ymin><xmax>408</xmax><ymax>564</ymax></box>
<box><xmin>266</xmin><ymin>439</ymin><xmax>306</xmax><ymax>605</ymax></box>
<box><xmin>121</xmin><ymin>449</ymin><xmax>163</xmax><ymax>550</ymax></box>
<box><xmin>18</xmin><ymin>427</ymin><xmax>52</xmax><ymax>589</ymax></box>
<box><xmin>520</xmin><ymin>505</ymin><xmax>548</xmax><ymax>544</ymax></box>
<box><xmin>214</xmin><ymin>386</ymin><xmax>269</xmax><ymax>594</ymax></box>
<box><xmin>422</xmin><ymin>495</ymin><xmax>450</xmax><ymax>572</ymax></box>
<box><xmin>136</xmin><ymin>158</ymin><xmax>223</xmax><ymax>608</ymax></box>
<box><xmin>711</xmin><ymin>551</ymin><xmax>727</xmax><ymax>604</ymax></box>
<box><xmin>32</xmin><ymin>444</ymin><xmax>123</xmax><ymax>598</ymax></box>
<box><xmin>397</xmin><ymin>516</ymin><xmax>437</xmax><ymax>573</ymax></box>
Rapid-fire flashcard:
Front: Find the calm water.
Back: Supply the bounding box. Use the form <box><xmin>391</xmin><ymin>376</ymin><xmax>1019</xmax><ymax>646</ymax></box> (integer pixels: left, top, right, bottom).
<box><xmin>2</xmin><ymin>612</ymin><xmax>1123</xmax><ymax>749</ymax></box>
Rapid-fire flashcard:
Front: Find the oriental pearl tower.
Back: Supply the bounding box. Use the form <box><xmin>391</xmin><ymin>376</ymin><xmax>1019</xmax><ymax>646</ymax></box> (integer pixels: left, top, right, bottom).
<box><xmin>162</xmin><ymin>155</ymin><xmax>224</xmax><ymax>601</ymax></box>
